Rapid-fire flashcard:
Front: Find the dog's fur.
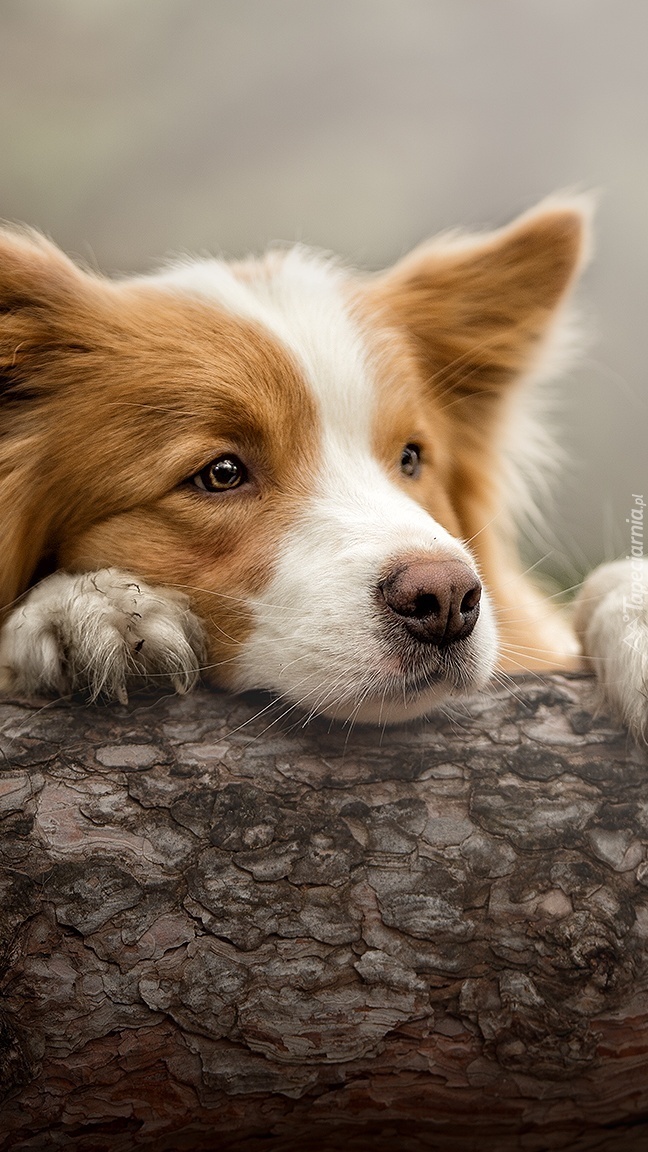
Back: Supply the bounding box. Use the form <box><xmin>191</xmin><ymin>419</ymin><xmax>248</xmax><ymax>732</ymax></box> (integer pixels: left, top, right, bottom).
<box><xmin>0</xmin><ymin>199</ymin><xmax>646</xmax><ymax>734</ymax></box>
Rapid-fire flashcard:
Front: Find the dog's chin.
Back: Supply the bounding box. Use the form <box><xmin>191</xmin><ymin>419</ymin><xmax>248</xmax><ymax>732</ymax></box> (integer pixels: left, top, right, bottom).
<box><xmin>304</xmin><ymin>646</ymin><xmax>495</xmax><ymax>726</ymax></box>
<box><xmin>319</xmin><ymin>683</ymin><xmax>455</xmax><ymax>726</ymax></box>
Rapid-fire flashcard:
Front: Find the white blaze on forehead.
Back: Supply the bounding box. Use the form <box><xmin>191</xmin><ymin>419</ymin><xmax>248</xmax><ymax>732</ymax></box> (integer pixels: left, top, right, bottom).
<box><xmin>154</xmin><ymin>248</ymin><xmax>464</xmax><ymax>549</ymax></box>
<box><xmin>153</xmin><ymin>247</ymin><xmax>376</xmax><ymax>449</ymax></box>
<box><xmin>151</xmin><ymin>247</ymin><xmax>497</xmax><ymax>717</ymax></box>
<box><xmin>154</xmin><ymin>246</ymin><xmax>468</xmax><ymax>557</ymax></box>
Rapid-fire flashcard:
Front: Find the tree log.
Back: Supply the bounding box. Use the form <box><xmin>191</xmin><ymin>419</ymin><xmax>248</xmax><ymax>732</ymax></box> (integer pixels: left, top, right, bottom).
<box><xmin>1</xmin><ymin>673</ymin><xmax>648</xmax><ymax>1152</ymax></box>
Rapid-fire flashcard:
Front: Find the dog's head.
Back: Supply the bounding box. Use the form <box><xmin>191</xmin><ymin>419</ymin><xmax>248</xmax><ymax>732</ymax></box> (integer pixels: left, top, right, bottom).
<box><xmin>0</xmin><ymin>200</ymin><xmax>588</xmax><ymax>720</ymax></box>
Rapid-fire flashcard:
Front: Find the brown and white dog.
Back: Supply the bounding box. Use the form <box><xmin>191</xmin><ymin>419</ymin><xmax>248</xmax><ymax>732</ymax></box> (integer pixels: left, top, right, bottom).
<box><xmin>0</xmin><ymin>198</ymin><xmax>645</xmax><ymax>735</ymax></box>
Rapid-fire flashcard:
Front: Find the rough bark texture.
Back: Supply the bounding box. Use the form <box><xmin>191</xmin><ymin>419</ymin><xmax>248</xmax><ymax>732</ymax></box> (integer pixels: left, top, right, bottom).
<box><xmin>1</xmin><ymin>673</ymin><xmax>648</xmax><ymax>1152</ymax></box>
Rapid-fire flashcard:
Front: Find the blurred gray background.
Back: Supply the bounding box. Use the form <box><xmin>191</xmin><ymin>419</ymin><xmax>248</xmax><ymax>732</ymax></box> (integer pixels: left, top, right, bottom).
<box><xmin>0</xmin><ymin>0</ymin><xmax>646</xmax><ymax>582</ymax></box>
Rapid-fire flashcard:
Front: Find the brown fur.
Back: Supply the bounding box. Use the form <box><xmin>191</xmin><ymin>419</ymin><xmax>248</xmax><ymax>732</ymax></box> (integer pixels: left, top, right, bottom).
<box><xmin>0</xmin><ymin>232</ymin><xmax>319</xmax><ymax>683</ymax></box>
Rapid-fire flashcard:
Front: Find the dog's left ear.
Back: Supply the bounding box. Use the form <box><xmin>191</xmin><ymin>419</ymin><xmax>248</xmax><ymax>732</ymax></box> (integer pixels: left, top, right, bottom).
<box><xmin>369</xmin><ymin>196</ymin><xmax>592</xmax><ymax>413</ymax></box>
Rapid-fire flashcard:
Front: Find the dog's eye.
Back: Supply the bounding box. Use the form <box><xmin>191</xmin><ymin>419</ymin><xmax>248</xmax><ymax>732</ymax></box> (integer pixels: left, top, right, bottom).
<box><xmin>192</xmin><ymin>455</ymin><xmax>248</xmax><ymax>492</ymax></box>
<box><xmin>400</xmin><ymin>443</ymin><xmax>421</xmax><ymax>477</ymax></box>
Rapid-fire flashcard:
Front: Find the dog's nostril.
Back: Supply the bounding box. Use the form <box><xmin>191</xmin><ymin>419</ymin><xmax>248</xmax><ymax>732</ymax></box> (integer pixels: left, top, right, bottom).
<box><xmin>412</xmin><ymin>593</ymin><xmax>440</xmax><ymax>619</ymax></box>
<box><xmin>460</xmin><ymin>585</ymin><xmax>481</xmax><ymax>614</ymax></box>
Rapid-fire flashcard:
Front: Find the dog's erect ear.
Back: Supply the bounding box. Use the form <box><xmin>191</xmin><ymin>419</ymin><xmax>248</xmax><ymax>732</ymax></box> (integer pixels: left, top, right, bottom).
<box><xmin>0</xmin><ymin>226</ymin><xmax>96</xmax><ymax>402</ymax></box>
<box><xmin>0</xmin><ymin>229</ymin><xmax>98</xmax><ymax>610</ymax></box>
<box><xmin>370</xmin><ymin>196</ymin><xmax>592</xmax><ymax>415</ymax></box>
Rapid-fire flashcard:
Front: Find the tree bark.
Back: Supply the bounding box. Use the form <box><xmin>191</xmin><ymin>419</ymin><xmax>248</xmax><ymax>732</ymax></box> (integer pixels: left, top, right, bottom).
<box><xmin>0</xmin><ymin>673</ymin><xmax>647</xmax><ymax>1152</ymax></box>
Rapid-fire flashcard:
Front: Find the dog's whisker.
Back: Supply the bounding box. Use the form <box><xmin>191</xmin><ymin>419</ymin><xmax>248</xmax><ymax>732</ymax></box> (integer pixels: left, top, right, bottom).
<box><xmin>164</xmin><ymin>582</ymin><xmax>298</xmax><ymax>616</ymax></box>
<box><xmin>461</xmin><ymin>511</ymin><xmax>505</xmax><ymax>548</ymax></box>
<box><xmin>497</xmin><ymin>641</ymin><xmax>580</xmax><ymax>660</ymax></box>
<box><xmin>495</xmin><ymin>650</ymin><xmax>562</xmax><ymax>680</ymax></box>
<box><xmin>236</xmin><ymin>663</ymin><xmax>348</xmax><ymax>738</ymax></box>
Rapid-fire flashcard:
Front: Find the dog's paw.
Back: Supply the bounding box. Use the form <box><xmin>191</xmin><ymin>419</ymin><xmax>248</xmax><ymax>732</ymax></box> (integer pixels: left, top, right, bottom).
<box><xmin>0</xmin><ymin>569</ymin><xmax>206</xmax><ymax>703</ymax></box>
<box><xmin>574</xmin><ymin>559</ymin><xmax>648</xmax><ymax>742</ymax></box>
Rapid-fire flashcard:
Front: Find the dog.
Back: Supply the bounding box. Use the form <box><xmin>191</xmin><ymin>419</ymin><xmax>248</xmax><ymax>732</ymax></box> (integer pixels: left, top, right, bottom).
<box><xmin>0</xmin><ymin>197</ymin><xmax>645</xmax><ymax>736</ymax></box>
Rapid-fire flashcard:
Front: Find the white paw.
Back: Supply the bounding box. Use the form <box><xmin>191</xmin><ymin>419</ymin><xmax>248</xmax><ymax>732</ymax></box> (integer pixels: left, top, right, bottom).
<box><xmin>0</xmin><ymin>569</ymin><xmax>206</xmax><ymax>703</ymax></box>
<box><xmin>574</xmin><ymin>559</ymin><xmax>648</xmax><ymax>741</ymax></box>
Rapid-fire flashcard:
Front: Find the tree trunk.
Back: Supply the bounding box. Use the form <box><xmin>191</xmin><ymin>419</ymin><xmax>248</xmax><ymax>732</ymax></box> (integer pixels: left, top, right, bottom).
<box><xmin>0</xmin><ymin>673</ymin><xmax>647</xmax><ymax>1152</ymax></box>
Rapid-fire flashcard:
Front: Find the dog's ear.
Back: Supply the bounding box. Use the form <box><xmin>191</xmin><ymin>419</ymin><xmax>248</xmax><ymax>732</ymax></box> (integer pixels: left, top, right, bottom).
<box><xmin>369</xmin><ymin>196</ymin><xmax>591</xmax><ymax>417</ymax></box>
<box><xmin>0</xmin><ymin>229</ymin><xmax>98</xmax><ymax>610</ymax></box>
<box><xmin>0</xmin><ymin>226</ymin><xmax>96</xmax><ymax>402</ymax></box>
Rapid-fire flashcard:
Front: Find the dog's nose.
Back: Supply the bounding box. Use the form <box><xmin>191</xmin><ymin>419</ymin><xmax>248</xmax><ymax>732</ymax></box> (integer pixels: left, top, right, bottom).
<box><xmin>379</xmin><ymin>559</ymin><xmax>482</xmax><ymax>644</ymax></box>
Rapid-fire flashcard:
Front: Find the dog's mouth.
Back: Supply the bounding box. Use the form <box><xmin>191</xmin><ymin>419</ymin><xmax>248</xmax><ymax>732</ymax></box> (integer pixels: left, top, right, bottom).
<box><xmin>316</xmin><ymin>638</ymin><xmax>486</xmax><ymax>725</ymax></box>
<box><xmin>382</xmin><ymin>633</ymin><xmax>481</xmax><ymax>691</ymax></box>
